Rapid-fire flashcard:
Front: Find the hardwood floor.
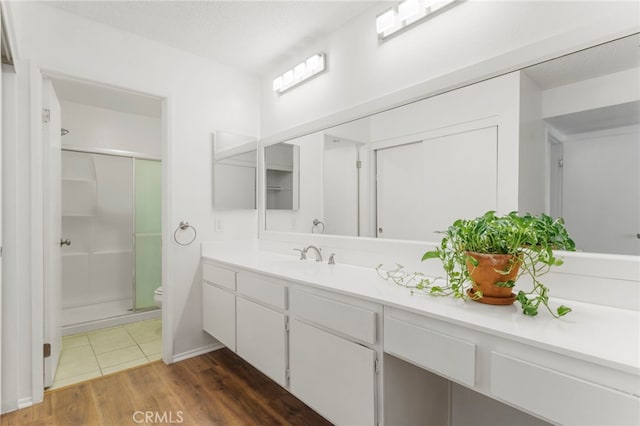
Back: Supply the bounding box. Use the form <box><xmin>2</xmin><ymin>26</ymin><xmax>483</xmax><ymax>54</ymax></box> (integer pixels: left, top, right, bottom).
<box><xmin>0</xmin><ymin>349</ymin><xmax>332</xmax><ymax>426</ymax></box>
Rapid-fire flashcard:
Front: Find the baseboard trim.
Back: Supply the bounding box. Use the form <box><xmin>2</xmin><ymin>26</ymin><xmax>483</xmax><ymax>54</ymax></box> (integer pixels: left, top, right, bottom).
<box><xmin>172</xmin><ymin>343</ymin><xmax>224</xmax><ymax>363</ymax></box>
<box><xmin>17</xmin><ymin>397</ymin><xmax>33</xmax><ymax>409</ymax></box>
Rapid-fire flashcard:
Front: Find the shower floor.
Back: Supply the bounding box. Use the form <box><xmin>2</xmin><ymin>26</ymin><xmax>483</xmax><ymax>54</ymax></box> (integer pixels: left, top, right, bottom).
<box><xmin>63</xmin><ymin>299</ymin><xmax>160</xmax><ymax>335</ymax></box>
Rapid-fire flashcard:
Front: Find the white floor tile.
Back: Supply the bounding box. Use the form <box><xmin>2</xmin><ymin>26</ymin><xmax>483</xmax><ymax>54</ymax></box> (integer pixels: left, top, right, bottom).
<box><xmin>53</xmin><ymin>318</ymin><xmax>163</xmax><ymax>388</ymax></box>
<box><xmin>101</xmin><ymin>358</ymin><xmax>149</xmax><ymax>375</ymax></box>
<box><xmin>139</xmin><ymin>339</ymin><xmax>162</xmax><ymax>356</ymax></box>
<box><xmin>96</xmin><ymin>345</ymin><xmax>146</xmax><ymax>369</ymax></box>
<box><xmin>55</xmin><ymin>345</ymin><xmax>100</xmax><ymax>380</ymax></box>
<box><xmin>88</xmin><ymin>327</ymin><xmax>136</xmax><ymax>354</ymax></box>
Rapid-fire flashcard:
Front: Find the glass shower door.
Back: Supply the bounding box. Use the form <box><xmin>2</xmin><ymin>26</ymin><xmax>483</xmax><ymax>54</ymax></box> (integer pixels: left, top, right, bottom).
<box><xmin>134</xmin><ymin>159</ymin><xmax>162</xmax><ymax>310</ymax></box>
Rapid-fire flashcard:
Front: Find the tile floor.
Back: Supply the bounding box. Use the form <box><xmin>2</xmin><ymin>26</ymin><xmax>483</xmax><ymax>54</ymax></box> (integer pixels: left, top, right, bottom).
<box><xmin>50</xmin><ymin>318</ymin><xmax>162</xmax><ymax>390</ymax></box>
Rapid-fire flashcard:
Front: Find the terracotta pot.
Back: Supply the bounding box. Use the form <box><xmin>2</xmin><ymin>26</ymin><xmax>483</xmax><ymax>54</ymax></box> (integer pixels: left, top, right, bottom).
<box><xmin>465</xmin><ymin>251</ymin><xmax>521</xmax><ymax>304</ymax></box>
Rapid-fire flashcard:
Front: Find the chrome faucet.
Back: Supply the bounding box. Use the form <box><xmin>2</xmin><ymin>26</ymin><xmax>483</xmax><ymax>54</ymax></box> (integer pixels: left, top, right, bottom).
<box><xmin>303</xmin><ymin>245</ymin><xmax>323</xmax><ymax>262</ymax></box>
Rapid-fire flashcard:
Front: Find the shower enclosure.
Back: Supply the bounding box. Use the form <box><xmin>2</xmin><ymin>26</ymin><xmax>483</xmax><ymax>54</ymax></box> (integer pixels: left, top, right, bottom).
<box><xmin>61</xmin><ymin>148</ymin><xmax>161</xmax><ymax>332</ymax></box>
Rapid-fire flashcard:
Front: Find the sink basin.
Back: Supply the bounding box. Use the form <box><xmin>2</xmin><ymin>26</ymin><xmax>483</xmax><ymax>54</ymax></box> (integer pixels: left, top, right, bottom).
<box><xmin>271</xmin><ymin>258</ymin><xmax>325</xmax><ymax>273</ymax></box>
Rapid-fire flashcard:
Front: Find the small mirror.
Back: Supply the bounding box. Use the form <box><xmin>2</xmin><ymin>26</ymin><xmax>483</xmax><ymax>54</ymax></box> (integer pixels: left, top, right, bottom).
<box><xmin>212</xmin><ymin>131</ymin><xmax>257</xmax><ymax>209</ymax></box>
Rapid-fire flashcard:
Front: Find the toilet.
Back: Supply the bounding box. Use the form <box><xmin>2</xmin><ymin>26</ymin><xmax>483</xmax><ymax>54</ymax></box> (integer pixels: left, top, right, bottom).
<box><xmin>153</xmin><ymin>287</ymin><xmax>163</xmax><ymax>308</ymax></box>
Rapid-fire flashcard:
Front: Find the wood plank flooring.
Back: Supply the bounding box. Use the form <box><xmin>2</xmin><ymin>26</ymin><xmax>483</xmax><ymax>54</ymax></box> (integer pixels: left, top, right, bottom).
<box><xmin>0</xmin><ymin>348</ymin><xmax>332</xmax><ymax>426</ymax></box>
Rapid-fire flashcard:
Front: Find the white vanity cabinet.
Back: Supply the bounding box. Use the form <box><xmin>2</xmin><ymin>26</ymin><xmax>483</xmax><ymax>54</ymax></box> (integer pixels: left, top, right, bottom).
<box><xmin>202</xmin><ymin>262</ymin><xmax>237</xmax><ymax>351</ymax></box>
<box><xmin>235</xmin><ymin>272</ymin><xmax>288</xmax><ymax>387</ymax></box>
<box><xmin>384</xmin><ymin>307</ymin><xmax>640</xmax><ymax>426</ymax></box>
<box><xmin>490</xmin><ymin>353</ymin><xmax>640</xmax><ymax>426</ymax></box>
<box><xmin>289</xmin><ymin>288</ymin><xmax>379</xmax><ymax>426</ymax></box>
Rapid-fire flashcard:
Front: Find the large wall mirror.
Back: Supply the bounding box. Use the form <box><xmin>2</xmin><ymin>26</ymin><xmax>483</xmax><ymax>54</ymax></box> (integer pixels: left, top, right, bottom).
<box><xmin>263</xmin><ymin>34</ymin><xmax>640</xmax><ymax>256</ymax></box>
<box><xmin>213</xmin><ymin>131</ymin><xmax>257</xmax><ymax>209</ymax></box>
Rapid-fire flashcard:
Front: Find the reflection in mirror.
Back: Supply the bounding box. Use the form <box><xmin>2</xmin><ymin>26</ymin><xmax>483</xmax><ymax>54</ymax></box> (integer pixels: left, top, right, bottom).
<box><xmin>212</xmin><ymin>131</ymin><xmax>257</xmax><ymax>209</ymax></box>
<box><xmin>265</xmin><ymin>143</ymin><xmax>299</xmax><ymax>210</ymax></box>
<box><xmin>264</xmin><ymin>34</ymin><xmax>639</xmax><ymax>257</ymax></box>
<box><xmin>523</xmin><ymin>35</ymin><xmax>639</xmax><ymax>255</ymax></box>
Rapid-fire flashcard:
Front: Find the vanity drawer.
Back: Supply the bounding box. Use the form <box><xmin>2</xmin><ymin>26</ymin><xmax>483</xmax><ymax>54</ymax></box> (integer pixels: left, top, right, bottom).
<box><xmin>237</xmin><ymin>271</ymin><xmax>287</xmax><ymax>310</ymax></box>
<box><xmin>384</xmin><ymin>317</ymin><xmax>476</xmax><ymax>386</ymax></box>
<box><xmin>491</xmin><ymin>352</ymin><xmax>640</xmax><ymax>426</ymax></box>
<box><xmin>203</xmin><ymin>262</ymin><xmax>236</xmax><ymax>291</ymax></box>
<box><xmin>292</xmin><ymin>289</ymin><xmax>376</xmax><ymax>344</ymax></box>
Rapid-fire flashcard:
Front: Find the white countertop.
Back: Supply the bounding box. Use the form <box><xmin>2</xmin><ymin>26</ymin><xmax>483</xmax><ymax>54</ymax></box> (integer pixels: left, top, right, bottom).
<box><xmin>202</xmin><ymin>241</ymin><xmax>640</xmax><ymax>376</ymax></box>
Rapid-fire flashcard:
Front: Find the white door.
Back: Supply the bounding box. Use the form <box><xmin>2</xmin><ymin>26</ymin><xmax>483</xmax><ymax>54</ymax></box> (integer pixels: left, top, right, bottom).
<box><xmin>376</xmin><ymin>141</ymin><xmax>425</xmax><ymax>240</ymax></box>
<box><xmin>376</xmin><ymin>127</ymin><xmax>498</xmax><ymax>242</ymax></box>
<box><xmin>42</xmin><ymin>78</ymin><xmax>62</xmax><ymax>388</ymax></box>
<box><xmin>562</xmin><ymin>127</ymin><xmax>640</xmax><ymax>255</ymax></box>
<box><xmin>323</xmin><ymin>138</ymin><xmax>361</xmax><ymax>236</ymax></box>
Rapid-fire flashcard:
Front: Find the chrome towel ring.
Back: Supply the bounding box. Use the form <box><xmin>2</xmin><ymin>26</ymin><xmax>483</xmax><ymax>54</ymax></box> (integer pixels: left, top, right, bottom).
<box><xmin>312</xmin><ymin>218</ymin><xmax>325</xmax><ymax>234</ymax></box>
<box><xmin>174</xmin><ymin>220</ymin><xmax>197</xmax><ymax>246</ymax></box>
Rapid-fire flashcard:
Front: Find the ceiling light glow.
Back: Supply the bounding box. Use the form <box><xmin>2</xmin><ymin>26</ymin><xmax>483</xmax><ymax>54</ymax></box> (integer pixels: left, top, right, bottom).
<box><xmin>398</xmin><ymin>0</ymin><xmax>420</xmax><ymax>22</ymax></box>
<box><xmin>377</xmin><ymin>0</ymin><xmax>460</xmax><ymax>40</ymax></box>
<box><xmin>272</xmin><ymin>76</ymin><xmax>283</xmax><ymax>92</ymax></box>
<box><xmin>272</xmin><ymin>53</ymin><xmax>327</xmax><ymax>95</ymax></box>
<box><xmin>376</xmin><ymin>8</ymin><xmax>397</xmax><ymax>34</ymax></box>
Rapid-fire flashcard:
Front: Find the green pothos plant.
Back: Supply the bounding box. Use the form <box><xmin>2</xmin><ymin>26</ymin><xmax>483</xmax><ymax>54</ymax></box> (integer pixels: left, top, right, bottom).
<box><xmin>377</xmin><ymin>211</ymin><xmax>576</xmax><ymax>317</ymax></box>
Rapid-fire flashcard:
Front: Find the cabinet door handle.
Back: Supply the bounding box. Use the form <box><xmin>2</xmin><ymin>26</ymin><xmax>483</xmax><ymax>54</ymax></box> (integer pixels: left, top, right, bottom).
<box><xmin>60</xmin><ymin>239</ymin><xmax>71</xmax><ymax>247</ymax></box>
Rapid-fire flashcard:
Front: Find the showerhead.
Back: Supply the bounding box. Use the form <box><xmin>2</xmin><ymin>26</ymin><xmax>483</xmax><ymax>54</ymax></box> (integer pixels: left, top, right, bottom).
<box><xmin>61</xmin><ymin>128</ymin><xmax>69</xmax><ymax>136</ymax></box>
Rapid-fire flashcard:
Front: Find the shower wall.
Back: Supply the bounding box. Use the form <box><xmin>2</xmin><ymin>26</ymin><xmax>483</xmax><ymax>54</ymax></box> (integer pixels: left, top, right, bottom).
<box><xmin>61</xmin><ymin>151</ymin><xmax>134</xmax><ymax>312</ymax></box>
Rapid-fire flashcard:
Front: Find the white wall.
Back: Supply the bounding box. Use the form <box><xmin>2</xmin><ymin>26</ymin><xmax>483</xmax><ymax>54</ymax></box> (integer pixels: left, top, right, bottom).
<box><xmin>60</xmin><ymin>100</ymin><xmax>161</xmax><ymax>157</ymax></box>
<box><xmin>543</xmin><ymin>68</ymin><xmax>640</xmax><ymax>119</ymax></box>
<box><xmin>260</xmin><ymin>1</ymin><xmax>638</xmax><ymax>137</ymax></box>
<box><xmin>2</xmin><ymin>2</ymin><xmax>259</xmax><ymax>412</ymax></box>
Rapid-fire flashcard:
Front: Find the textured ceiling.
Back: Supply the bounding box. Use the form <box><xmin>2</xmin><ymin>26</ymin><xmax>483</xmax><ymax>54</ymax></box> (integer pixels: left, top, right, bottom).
<box><xmin>47</xmin><ymin>1</ymin><xmax>383</xmax><ymax>76</ymax></box>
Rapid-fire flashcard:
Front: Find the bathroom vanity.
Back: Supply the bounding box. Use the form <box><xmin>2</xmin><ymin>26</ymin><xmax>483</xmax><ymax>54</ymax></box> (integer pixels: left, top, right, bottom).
<box><xmin>201</xmin><ymin>242</ymin><xmax>640</xmax><ymax>426</ymax></box>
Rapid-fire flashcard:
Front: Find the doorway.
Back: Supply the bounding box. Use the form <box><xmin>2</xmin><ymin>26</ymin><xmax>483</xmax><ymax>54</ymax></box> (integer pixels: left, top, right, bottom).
<box><xmin>43</xmin><ymin>76</ymin><xmax>164</xmax><ymax>389</ymax></box>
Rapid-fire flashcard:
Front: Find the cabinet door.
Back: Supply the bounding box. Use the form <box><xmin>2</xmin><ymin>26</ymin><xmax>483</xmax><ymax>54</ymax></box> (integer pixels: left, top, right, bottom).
<box><xmin>202</xmin><ymin>282</ymin><xmax>236</xmax><ymax>351</ymax></box>
<box><xmin>290</xmin><ymin>319</ymin><xmax>376</xmax><ymax>425</ymax></box>
<box><xmin>236</xmin><ymin>297</ymin><xmax>287</xmax><ymax>387</ymax></box>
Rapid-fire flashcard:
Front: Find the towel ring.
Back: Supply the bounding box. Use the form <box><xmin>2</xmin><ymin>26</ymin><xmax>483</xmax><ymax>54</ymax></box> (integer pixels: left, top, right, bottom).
<box><xmin>312</xmin><ymin>219</ymin><xmax>325</xmax><ymax>234</ymax></box>
<box><xmin>174</xmin><ymin>221</ymin><xmax>197</xmax><ymax>246</ymax></box>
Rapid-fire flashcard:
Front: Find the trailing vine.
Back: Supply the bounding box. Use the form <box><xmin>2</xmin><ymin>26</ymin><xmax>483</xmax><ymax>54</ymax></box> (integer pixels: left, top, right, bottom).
<box><xmin>378</xmin><ymin>211</ymin><xmax>576</xmax><ymax>318</ymax></box>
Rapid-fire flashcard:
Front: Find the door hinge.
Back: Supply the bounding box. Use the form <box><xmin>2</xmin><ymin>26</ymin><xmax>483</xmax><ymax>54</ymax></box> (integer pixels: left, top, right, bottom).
<box><xmin>42</xmin><ymin>109</ymin><xmax>50</xmax><ymax>123</ymax></box>
<box><xmin>356</xmin><ymin>160</ymin><xmax>362</xmax><ymax>169</ymax></box>
<box><xmin>286</xmin><ymin>368</ymin><xmax>290</xmax><ymax>381</ymax></box>
<box><xmin>285</xmin><ymin>317</ymin><xmax>290</xmax><ymax>332</ymax></box>
<box><xmin>374</xmin><ymin>358</ymin><xmax>380</xmax><ymax>374</ymax></box>
<box><xmin>558</xmin><ymin>159</ymin><xmax>564</xmax><ymax>168</ymax></box>
<box><xmin>43</xmin><ymin>343</ymin><xmax>51</xmax><ymax>358</ymax></box>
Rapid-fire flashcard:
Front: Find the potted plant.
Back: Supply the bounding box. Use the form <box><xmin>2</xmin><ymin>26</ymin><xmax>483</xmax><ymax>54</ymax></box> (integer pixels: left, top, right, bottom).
<box><xmin>378</xmin><ymin>211</ymin><xmax>576</xmax><ymax>317</ymax></box>
<box><xmin>423</xmin><ymin>211</ymin><xmax>576</xmax><ymax>317</ymax></box>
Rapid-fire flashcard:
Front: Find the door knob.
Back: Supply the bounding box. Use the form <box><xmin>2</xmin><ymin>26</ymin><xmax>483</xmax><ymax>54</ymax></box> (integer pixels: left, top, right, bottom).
<box><xmin>60</xmin><ymin>239</ymin><xmax>71</xmax><ymax>247</ymax></box>
<box><xmin>378</xmin><ymin>227</ymin><xmax>384</xmax><ymax>234</ymax></box>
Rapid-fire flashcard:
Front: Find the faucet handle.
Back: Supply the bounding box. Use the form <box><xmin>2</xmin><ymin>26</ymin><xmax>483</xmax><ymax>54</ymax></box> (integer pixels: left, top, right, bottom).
<box><xmin>328</xmin><ymin>253</ymin><xmax>336</xmax><ymax>265</ymax></box>
<box><xmin>293</xmin><ymin>248</ymin><xmax>306</xmax><ymax>260</ymax></box>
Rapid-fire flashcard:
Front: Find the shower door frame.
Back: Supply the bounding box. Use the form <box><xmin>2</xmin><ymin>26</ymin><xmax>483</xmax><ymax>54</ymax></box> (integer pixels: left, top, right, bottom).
<box><xmin>61</xmin><ymin>145</ymin><xmax>162</xmax><ymax>313</ymax></box>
